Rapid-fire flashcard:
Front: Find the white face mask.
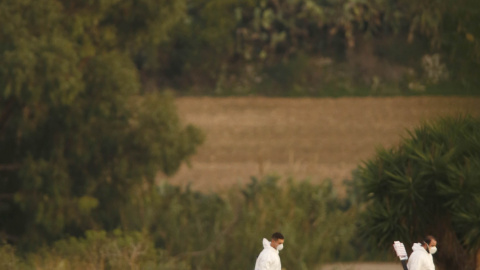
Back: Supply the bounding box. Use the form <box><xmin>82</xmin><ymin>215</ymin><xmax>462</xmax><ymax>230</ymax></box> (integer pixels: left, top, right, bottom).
<box><xmin>277</xmin><ymin>244</ymin><xmax>284</xmax><ymax>251</ymax></box>
<box><xmin>429</xmin><ymin>246</ymin><xmax>437</xmax><ymax>254</ymax></box>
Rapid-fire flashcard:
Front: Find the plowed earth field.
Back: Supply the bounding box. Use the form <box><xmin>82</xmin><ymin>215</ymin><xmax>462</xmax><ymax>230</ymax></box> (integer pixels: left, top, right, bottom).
<box><xmin>165</xmin><ymin>97</ymin><xmax>480</xmax><ymax>193</ymax></box>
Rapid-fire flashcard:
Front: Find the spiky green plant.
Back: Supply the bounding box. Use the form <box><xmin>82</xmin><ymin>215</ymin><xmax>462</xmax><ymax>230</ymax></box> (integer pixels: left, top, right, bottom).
<box><xmin>357</xmin><ymin>115</ymin><xmax>480</xmax><ymax>270</ymax></box>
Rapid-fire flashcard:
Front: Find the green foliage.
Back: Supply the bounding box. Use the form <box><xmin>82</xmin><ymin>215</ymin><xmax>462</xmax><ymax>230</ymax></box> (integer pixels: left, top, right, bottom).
<box><xmin>28</xmin><ymin>230</ymin><xmax>190</xmax><ymax>270</ymax></box>
<box><xmin>1</xmin><ymin>177</ymin><xmax>368</xmax><ymax>270</ymax></box>
<box><xmin>356</xmin><ymin>115</ymin><xmax>480</xmax><ymax>269</ymax></box>
<box><xmin>0</xmin><ymin>0</ymin><xmax>202</xmax><ymax>248</ymax></box>
<box><xmin>4</xmin><ymin>0</ymin><xmax>479</xmax><ymax>97</ymax></box>
<box><xmin>153</xmin><ymin>0</ymin><xmax>480</xmax><ymax>95</ymax></box>
<box><xmin>131</xmin><ymin>176</ymin><xmax>361</xmax><ymax>270</ymax></box>
<box><xmin>0</xmin><ymin>243</ymin><xmax>21</xmax><ymax>270</ymax></box>
<box><xmin>223</xmin><ymin>176</ymin><xmax>358</xmax><ymax>269</ymax></box>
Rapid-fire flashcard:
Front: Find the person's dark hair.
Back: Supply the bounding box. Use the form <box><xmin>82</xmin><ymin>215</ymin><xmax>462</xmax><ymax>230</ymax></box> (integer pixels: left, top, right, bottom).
<box><xmin>423</xmin><ymin>235</ymin><xmax>436</xmax><ymax>245</ymax></box>
<box><xmin>271</xmin><ymin>232</ymin><xmax>284</xmax><ymax>240</ymax></box>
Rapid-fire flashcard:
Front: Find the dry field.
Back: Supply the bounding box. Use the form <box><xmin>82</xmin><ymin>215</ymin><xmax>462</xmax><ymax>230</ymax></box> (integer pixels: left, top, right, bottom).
<box><xmin>165</xmin><ymin>97</ymin><xmax>480</xmax><ymax>192</ymax></box>
<box><xmin>318</xmin><ymin>262</ymin><xmax>399</xmax><ymax>270</ymax></box>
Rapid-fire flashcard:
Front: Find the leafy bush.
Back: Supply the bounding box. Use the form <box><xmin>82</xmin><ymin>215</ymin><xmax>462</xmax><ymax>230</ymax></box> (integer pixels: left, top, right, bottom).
<box><xmin>6</xmin><ymin>177</ymin><xmax>374</xmax><ymax>270</ymax></box>
<box><xmin>28</xmin><ymin>231</ymin><xmax>190</xmax><ymax>270</ymax></box>
<box><xmin>0</xmin><ymin>244</ymin><xmax>21</xmax><ymax>270</ymax></box>
<box><xmin>124</xmin><ymin>176</ymin><xmax>363</xmax><ymax>269</ymax></box>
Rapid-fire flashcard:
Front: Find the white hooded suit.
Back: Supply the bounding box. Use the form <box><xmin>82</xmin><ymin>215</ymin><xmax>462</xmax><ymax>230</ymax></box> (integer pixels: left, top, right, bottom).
<box><xmin>407</xmin><ymin>243</ymin><xmax>435</xmax><ymax>270</ymax></box>
<box><xmin>254</xmin><ymin>238</ymin><xmax>281</xmax><ymax>270</ymax></box>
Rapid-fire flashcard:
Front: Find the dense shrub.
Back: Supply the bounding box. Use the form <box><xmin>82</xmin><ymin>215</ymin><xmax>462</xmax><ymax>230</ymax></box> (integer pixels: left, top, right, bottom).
<box><xmin>355</xmin><ymin>116</ymin><xmax>480</xmax><ymax>270</ymax></box>
<box><xmin>5</xmin><ymin>177</ymin><xmax>381</xmax><ymax>270</ymax></box>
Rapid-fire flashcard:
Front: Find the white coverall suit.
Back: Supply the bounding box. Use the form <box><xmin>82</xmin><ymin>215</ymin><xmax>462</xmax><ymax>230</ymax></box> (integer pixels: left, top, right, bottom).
<box><xmin>254</xmin><ymin>238</ymin><xmax>281</xmax><ymax>270</ymax></box>
<box><xmin>407</xmin><ymin>243</ymin><xmax>435</xmax><ymax>270</ymax></box>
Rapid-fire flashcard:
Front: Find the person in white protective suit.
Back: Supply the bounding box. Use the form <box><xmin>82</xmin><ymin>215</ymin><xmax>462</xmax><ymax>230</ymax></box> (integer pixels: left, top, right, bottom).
<box><xmin>407</xmin><ymin>235</ymin><xmax>437</xmax><ymax>270</ymax></box>
<box><xmin>254</xmin><ymin>232</ymin><xmax>284</xmax><ymax>270</ymax></box>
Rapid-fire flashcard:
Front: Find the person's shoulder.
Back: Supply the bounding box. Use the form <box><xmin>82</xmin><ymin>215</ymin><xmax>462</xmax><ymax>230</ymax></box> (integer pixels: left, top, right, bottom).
<box><xmin>259</xmin><ymin>248</ymin><xmax>277</xmax><ymax>258</ymax></box>
<box><xmin>409</xmin><ymin>250</ymin><xmax>420</xmax><ymax>258</ymax></box>
<box><xmin>258</xmin><ymin>249</ymin><xmax>272</xmax><ymax>257</ymax></box>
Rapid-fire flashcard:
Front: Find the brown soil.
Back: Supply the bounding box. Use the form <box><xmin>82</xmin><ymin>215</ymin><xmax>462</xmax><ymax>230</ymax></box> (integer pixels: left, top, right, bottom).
<box><xmin>164</xmin><ymin>97</ymin><xmax>480</xmax><ymax>192</ymax></box>
<box><xmin>317</xmin><ymin>262</ymin><xmax>399</xmax><ymax>270</ymax></box>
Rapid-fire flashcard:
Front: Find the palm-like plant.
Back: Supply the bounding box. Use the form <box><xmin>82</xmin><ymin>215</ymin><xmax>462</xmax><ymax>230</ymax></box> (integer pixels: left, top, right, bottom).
<box><xmin>356</xmin><ymin>115</ymin><xmax>480</xmax><ymax>270</ymax></box>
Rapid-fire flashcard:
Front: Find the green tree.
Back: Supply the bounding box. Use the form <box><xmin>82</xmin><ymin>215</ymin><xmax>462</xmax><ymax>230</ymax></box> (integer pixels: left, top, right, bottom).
<box><xmin>0</xmin><ymin>0</ymin><xmax>202</xmax><ymax>248</ymax></box>
<box><xmin>356</xmin><ymin>116</ymin><xmax>480</xmax><ymax>270</ymax></box>
<box><xmin>161</xmin><ymin>0</ymin><xmax>480</xmax><ymax>94</ymax></box>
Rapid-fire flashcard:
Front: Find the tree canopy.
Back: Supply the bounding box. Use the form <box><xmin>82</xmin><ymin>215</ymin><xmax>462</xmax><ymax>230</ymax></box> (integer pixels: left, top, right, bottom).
<box><xmin>0</xmin><ymin>0</ymin><xmax>203</xmax><ymax>247</ymax></box>
<box><xmin>2</xmin><ymin>0</ymin><xmax>478</xmax><ymax>96</ymax></box>
<box><xmin>156</xmin><ymin>0</ymin><xmax>480</xmax><ymax>94</ymax></box>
